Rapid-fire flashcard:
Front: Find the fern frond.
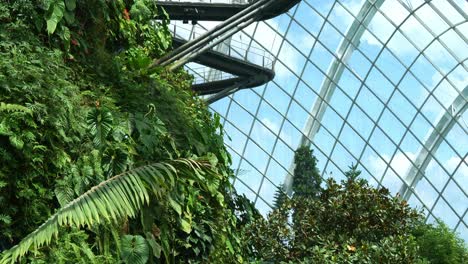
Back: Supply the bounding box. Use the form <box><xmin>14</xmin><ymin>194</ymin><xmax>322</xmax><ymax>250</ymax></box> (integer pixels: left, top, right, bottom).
<box><xmin>75</xmin><ymin>241</ymin><xmax>97</xmax><ymax>264</ymax></box>
<box><xmin>0</xmin><ymin>102</ymin><xmax>32</xmax><ymax>115</ymax></box>
<box><xmin>0</xmin><ymin>158</ymin><xmax>215</xmax><ymax>264</ymax></box>
<box><xmin>0</xmin><ymin>214</ymin><xmax>12</xmax><ymax>224</ymax></box>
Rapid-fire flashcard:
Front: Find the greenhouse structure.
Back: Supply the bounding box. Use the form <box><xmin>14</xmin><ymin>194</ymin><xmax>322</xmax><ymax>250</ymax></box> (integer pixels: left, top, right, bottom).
<box><xmin>0</xmin><ymin>0</ymin><xmax>467</xmax><ymax>263</ymax></box>
<box><xmin>182</xmin><ymin>0</ymin><xmax>467</xmax><ymax>239</ymax></box>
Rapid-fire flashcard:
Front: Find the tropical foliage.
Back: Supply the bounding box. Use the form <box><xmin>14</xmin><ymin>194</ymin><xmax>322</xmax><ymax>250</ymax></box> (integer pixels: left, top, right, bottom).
<box><xmin>244</xmin><ymin>177</ymin><xmax>426</xmax><ymax>262</ymax></box>
<box><xmin>0</xmin><ymin>158</ymin><xmax>222</xmax><ymax>263</ymax></box>
<box><xmin>1</xmin><ymin>1</ymin><xmax>243</xmax><ymax>263</ymax></box>
<box><xmin>413</xmin><ymin>221</ymin><xmax>468</xmax><ymax>264</ymax></box>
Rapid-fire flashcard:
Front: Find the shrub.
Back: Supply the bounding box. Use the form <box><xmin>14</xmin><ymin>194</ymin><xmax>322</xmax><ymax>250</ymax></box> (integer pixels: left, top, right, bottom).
<box><xmin>413</xmin><ymin>221</ymin><xmax>467</xmax><ymax>264</ymax></box>
<box><xmin>244</xmin><ymin>173</ymin><xmax>425</xmax><ymax>263</ymax></box>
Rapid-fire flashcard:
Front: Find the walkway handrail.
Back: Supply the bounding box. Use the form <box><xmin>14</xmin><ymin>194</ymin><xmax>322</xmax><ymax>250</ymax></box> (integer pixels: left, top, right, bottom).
<box><xmin>151</xmin><ymin>0</ymin><xmax>271</xmax><ymax>68</ymax></box>
<box><xmin>186</xmin><ymin>66</ymin><xmax>235</xmax><ymax>85</ymax></box>
<box><xmin>171</xmin><ymin>21</ymin><xmax>274</xmax><ymax>70</ymax></box>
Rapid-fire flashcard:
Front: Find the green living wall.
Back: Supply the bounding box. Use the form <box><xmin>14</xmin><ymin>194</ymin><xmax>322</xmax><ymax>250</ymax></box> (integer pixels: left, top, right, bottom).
<box><xmin>0</xmin><ymin>0</ymin><xmax>245</xmax><ymax>263</ymax></box>
<box><xmin>0</xmin><ymin>1</ymin><xmax>466</xmax><ymax>264</ymax></box>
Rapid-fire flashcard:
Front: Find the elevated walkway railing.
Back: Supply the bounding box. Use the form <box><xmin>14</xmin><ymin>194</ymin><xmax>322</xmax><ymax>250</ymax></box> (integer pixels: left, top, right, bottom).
<box><xmin>171</xmin><ymin>21</ymin><xmax>274</xmax><ymax>75</ymax></box>
<box><xmin>152</xmin><ymin>0</ymin><xmax>272</xmax><ymax>69</ymax></box>
<box><xmin>185</xmin><ymin>65</ymin><xmax>235</xmax><ymax>85</ymax></box>
<box><xmin>170</xmin><ymin>21</ymin><xmax>275</xmax><ymax>100</ymax></box>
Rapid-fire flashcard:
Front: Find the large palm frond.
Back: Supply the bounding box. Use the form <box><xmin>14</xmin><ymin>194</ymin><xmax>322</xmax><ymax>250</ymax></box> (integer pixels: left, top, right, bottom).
<box><xmin>0</xmin><ymin>158</ymin><xmax>216</xmax><ymax>264</ymax></box>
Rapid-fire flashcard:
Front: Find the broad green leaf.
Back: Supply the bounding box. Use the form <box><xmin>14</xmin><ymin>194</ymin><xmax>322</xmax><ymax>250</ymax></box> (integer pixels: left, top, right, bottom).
<box><xmin>61</xmin><ymin>26</ymin><xmax>70</xmax><ymax>42</ymax></box>
<box><xmin>226</xmin><ymin>239</ymin><xmax>234</xmax><ymax>254</ymax></box>
<box><xmin>169</xmin><ymin>197</ymin><xmax>182</xmax><ymax>216</ymax></box>
<box><xmin>206</xmin><ymin>152</ymin><xmax>218</xmax><ymax>167</ymax></box>
<box><xmin>63</xmin><ymin>10</ymin><xmax>75</xmax><ymax>24</ymax></box>
<box><xmin>46</xmin><ymin>1</ymin><xmax>65</xmax><ymax>34</ymax></box>
<box><xmin>121</xmin><ymin>235</ymin><xmax>149</xmax><ymax>264</ymax></box>
<box><xmin>146</xmin><ymin>237</ymin><xmax>162</xmax><ymax>258</ymax></box>
<box><xmin>180</xmin><ymin>219</ymin><xmax>191</xmax><ymax>234</ymax></box>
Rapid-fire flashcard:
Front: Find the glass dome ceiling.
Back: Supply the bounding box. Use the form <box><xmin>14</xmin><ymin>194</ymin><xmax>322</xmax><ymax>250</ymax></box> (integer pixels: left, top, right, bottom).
<box><xmin>189</xmin><ymin>0</ymin><xmax>467</xmax><ymax>239</ymax></box>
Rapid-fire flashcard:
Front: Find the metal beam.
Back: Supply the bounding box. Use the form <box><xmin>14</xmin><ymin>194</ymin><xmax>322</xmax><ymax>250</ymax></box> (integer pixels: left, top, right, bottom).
<box><xmin>155</xmin><ymin>0</ymin><xmax>300</xmax><ymax>21</ymax></box>
<box><xmin>152</xmin><ymin>0</ymin><xmax>271</xmax><ymax>67</ymax></box>
<box><xmin>283</xmin><ymin>0</ymin><xmax>385</xmax><ymax>195</ymax></box>
<box><xmin>399</xmin><ymin>86</ymin><xmax>468</xmax><ymax>201</ymax></box>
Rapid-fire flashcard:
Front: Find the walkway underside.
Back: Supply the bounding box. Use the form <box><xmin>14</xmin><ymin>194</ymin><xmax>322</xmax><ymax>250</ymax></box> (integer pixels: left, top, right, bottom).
<box><xmin>157</xmin><ymin>0</ymin><xmax>301</xmax><ymax>21</ymax></box>
<box><xmin>173</xmin><ymin>38</ymin><xmax>275</xmax><ymax>95</ymax></box>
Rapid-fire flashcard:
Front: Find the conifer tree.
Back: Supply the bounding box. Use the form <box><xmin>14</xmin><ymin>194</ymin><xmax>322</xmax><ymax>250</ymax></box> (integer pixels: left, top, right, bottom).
<box><xmin>344</xmin><ymin>163</ymin><xmax>361</xmax><ymax>188</ymax></box>
<box><xmin>273</xmin><ymin>184</ymin><xmax>288</xmax><ymax>209</ymax></box>
<box><xmin>292</xmin><ymin>146</ymin><xmax>322</xmax><ymax>199</ymax></box>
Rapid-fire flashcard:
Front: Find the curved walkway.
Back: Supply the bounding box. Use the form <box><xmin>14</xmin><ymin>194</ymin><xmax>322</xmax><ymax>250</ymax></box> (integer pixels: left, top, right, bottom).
<box><xmin>153</xmin><ymin>0</ymin><xmax>301</xmax><ymax>100</ymax></box>
<box><xmin>173</xmin><ymin>37</ymin><xmax>275</xmax><ymax>95</ymax></box>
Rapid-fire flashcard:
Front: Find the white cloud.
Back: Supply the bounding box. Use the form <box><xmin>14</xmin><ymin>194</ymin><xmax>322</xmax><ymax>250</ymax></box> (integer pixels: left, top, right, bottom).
<box><xmin>332</xmin><ymin>0</ymin><xmax>464</xmax><ymax>81</ymax></box>
<box><xmin>419</xmin><ymin>71</ymin><xmax>467</xmax><ymax>119</ymax></box>
<box><xmin>447</xmin><ymin>156</ymin><xmax>468</xmax><ymax>175</ymax></box>
<box><xmin>367</xmin><ymin>152</ymin><xmax>416</xmax><ymax>193</ymax></box>
<box><xmin>365</xmin><ymin>151</ymin><xmax>464</xmax><ymax>212</ymax></box>
<box><xmin>427</xmin><ymin>155</ymin><xmax>468</xmax><ymax>184</ymax></box>
<box><xmin>367</xmin><ymin>151</ymin><xmax>467</xmax><ymax>215</ymax></box>
<box><xmin>368</xmin><ymin>152</ymin><xmax>415</xmax><ymax>178</ymax></box>
<box><xmin>261</xmin><ymin>117</ymin><xmax>279</xmax><ymax>134</ymax></box>
<box><xmin>338</xmin><ymin>0</ymin><xmax>466</xmax><ymax>68</ymax></box>
<box><xmin>259</xmin><ymin>117</ymin><xmax>292</xmax><ymax>146</ymax></box>
<box><xmin>446</xmin><ymin>156</ymin><xmax>468</xmax><ymax>193</ymax></box>
<box><xmin>424</xmin><ymin>155</ymin><xmax>467</xmax><ymax>225</ymax></box>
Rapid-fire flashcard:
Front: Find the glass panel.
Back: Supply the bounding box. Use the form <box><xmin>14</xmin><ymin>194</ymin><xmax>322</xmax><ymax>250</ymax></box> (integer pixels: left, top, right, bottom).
<box><xmin>357</xmin><ymin>86</ymin><xmax>384</xmax><ymax>121</ymax></box>
<box><xmin>442</xmin><ymin>180</ymin><xmax>466</xmax><ymax>216</ymax></box>
<box><xmin>432</xmin><ymin>198</ymin><xmax>459</xmax><ymax>229</ymax></box>
<box><xmin>414</xmin><ymin>177</ymin><xmax>438</xmax><ymax>209</ymax></box>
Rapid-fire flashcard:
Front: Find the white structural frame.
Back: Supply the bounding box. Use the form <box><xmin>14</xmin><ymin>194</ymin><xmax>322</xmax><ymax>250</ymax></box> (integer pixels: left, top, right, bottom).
<box><xmin>283</xmin><ymin>0</ymin><xmax>385</xmax><ymax>194</ymax></box>
<box><xmin>400</xmin><ymin>86</ymin><xmax>467</xmax><ymax>201</ymax></box>
<box><xmin>191</xmin><ymin>0</ymin><xmax>468</xmax><ymax>234</ymax></box>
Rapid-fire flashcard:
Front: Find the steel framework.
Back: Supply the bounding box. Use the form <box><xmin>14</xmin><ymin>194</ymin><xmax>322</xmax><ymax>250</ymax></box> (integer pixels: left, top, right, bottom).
<box><xmin>180</xmin><ymin>0</ymin><xmax>467</xmax><ymax>238</ymax></box>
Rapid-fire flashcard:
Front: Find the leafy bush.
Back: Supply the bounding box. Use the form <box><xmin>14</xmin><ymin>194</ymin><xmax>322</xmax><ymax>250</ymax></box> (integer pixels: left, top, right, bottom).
<box><xmin>0</xmin><ymin>18</ymin><xmax>90</xmax><ymax>245</ymax></box>
<box><xmin>413</xmin><ymin>221</ymin><xmax>467</xmax><ymax>264</ymax></box>
<box><xmin>244</xmin><ymin>169</ymin><xmax>426</xmax><ymax>263</ymax></box>
<box><xmin>23</xmin><ymin>229</ymin><xmax>117</xmax><ymax>264</ymax></box>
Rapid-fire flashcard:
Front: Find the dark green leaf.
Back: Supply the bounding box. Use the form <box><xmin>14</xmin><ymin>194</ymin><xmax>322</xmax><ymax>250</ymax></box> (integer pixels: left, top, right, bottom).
<box><xmin>121</xmin><ymin>235</ymin><xmax>149</xmax><ymax>264</ymax></box>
